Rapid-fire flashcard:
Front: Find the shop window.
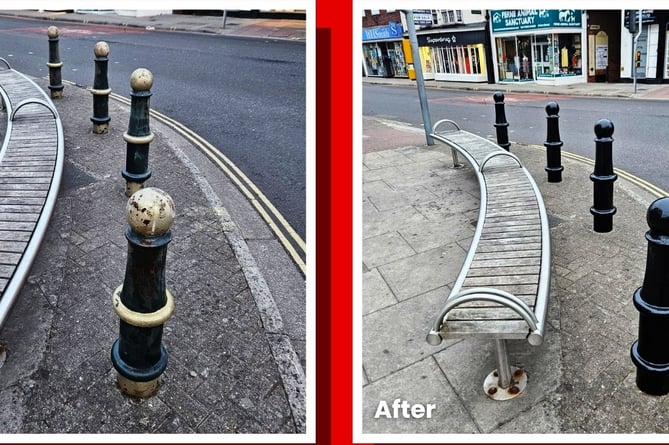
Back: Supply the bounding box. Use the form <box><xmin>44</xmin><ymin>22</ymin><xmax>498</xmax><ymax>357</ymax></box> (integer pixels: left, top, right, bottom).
<box><xmin>497</xmin><ymin>33</ymin><xmax>582</xmax><ymax>82</ymax></box>
<box><xmin>427</xmin><ymin>44</ymin><xmax>486</xmax><ymax>77</ymax></box>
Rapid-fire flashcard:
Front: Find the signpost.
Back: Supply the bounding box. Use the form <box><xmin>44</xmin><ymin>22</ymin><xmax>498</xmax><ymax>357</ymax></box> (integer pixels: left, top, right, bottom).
<box><xmin>404</xmin><ymin>10</ymin><xmax>433</xmax><ymax>145</ymax></box>
<box><xmin>628</xmin><ymin>10</ymin><xmax>642</xmax><ymax>94</ymax></box>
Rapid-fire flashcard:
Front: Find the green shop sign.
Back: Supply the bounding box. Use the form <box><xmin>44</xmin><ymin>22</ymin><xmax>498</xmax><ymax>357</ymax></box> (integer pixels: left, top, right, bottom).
<box><xmin>491</xmin><ymin>9</ymin><xmax>582</xmax><ymax>32</ymax></box>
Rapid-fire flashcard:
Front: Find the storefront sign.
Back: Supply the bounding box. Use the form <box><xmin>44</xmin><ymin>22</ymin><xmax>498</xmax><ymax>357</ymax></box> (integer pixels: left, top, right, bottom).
<box><xmin>491</xmin><ymin>9</ymin><xmax>582</xmax><ymax>32</ymax></box>
<box><xmin>412</xmin><ymin>9</ymin><xmax>433</xmax><ymax>26</ymax></box>
<box><xmin>362</xmin><ymin>22</ymin><xmax>403</xmax><ymax>41</ymax></box>
<box><xmin>417</xmin><ymin>30</ymin><xmax>484</xmax><ymax>47</ymax></box>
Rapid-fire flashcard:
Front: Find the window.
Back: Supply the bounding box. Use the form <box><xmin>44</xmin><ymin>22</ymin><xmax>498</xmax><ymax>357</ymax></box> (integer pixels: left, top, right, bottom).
<box><xmin>441</xmin><ymin>10</ymin><xmax>463</xmax><ymax>24</ymax></box>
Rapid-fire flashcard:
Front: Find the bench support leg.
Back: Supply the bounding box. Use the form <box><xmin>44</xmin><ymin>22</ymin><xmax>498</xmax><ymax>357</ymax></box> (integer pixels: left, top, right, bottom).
<box><xmin>451</xmin><ymin>148</ymin><xmax>464</xmax><ymax>169</ymax></box>
<box><xmin>482</xmin><ymin>339</ymin><xmax>527</xmax><ymax>401</ymax></box>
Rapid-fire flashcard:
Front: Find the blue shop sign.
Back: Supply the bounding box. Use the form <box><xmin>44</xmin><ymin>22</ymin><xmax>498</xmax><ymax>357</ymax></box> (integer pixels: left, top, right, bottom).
<box><xmin>362</xmin><ymin>22</ymin><xmax>403</xmax><ymax>41</ymax></box>
<box><xmin>491</xmin><ymin>9</ymin><xmax>582</xmax><ymax>32</ymax></box>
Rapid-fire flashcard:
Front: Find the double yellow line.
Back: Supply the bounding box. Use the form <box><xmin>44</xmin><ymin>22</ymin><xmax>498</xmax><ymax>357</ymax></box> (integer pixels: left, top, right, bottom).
<box><xmin>558</xmin><ymin>149</ymin><xmax>669</xmax><ymax>199</ymax></box>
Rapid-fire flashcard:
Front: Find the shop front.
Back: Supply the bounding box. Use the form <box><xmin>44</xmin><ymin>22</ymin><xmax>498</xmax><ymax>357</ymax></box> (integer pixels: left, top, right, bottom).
<box><xmin>362</xmin><ymin>22</ymin><xmax>408</xmax><ymax>78</ymax></box>
<box><xmin>416</xmin><ymin>29</ymin><xmax>488</xmax><ymax>82</ymax></box>
<box><xmin>490</xmin><ymin>9</ymin><xmax>587</xmax><ymax>85</ymax></box>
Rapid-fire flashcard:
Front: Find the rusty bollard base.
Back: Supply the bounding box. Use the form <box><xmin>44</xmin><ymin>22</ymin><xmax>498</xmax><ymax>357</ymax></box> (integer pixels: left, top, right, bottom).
<box><xmin>483</xmin><ymin>366</ymin><xmax>527</xmax><ymax>401</ymax></box>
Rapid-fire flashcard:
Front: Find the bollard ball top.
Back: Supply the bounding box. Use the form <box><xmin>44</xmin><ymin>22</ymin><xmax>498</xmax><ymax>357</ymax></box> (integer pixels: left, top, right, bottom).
<box><xmin>546</xmin><ymin>101</ymin><xmax>559</xmax><ymax>116</ymax></box>
<box><xmin>127</xmin><ymin>187</ymin><xmax>175</xmax><ymax>237</ymax></box>
<box><xmin>594</xmin><ymin>119</ymin><xmax>614</xmax><ymax>138</ymax></box>
<box><xmin>93</xmin><ymin>41</ymin><xmax>109</xmax><ymax>57</ymax></box>
<box><xmin>47</xmin><ymin>26</ymin><xmax>59</xmax><ymax>38</ymax></box>
<box><xmin>493</xmin><ymin>91</ymin><xmax>505</xmax><ymax>103</ymax></box>
<box><xmin>647</xmin><ymin>197</ymin><xmax>669</xmax><ymax>236</ymax></box>
<box><xmin>130</xmin><ymin>68</ymin><xmax>153</xmax><ymax>91</ymax></box>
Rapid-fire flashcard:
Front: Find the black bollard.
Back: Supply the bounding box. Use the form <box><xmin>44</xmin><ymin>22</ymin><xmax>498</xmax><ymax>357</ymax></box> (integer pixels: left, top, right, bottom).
<box><xmin>122</xmin><ymin>68</ymin><xmax>154</xmax><ymax>197</ymax></box>
<box><xmin>590</xmin><ymin>119</ymin><xmax>617</xmax><ymax>233</ymax></box>
<box><xmin>46</xmin><ymin>26</ymin><xmax>64</xmax><ymax>99</ymax></box>
<box><xmin>544</xmin><ymin>102</ymin><xmax>564</xmax><ymax>182</ymax></box>
<box><xmin>111</xmin><ymin>187</ymin><xmax>175</xmax><ymax>398</ymax></box>
<box><xmin>493</xmin><ymin>91</ymin><xmax>510</xmax><ymax>151</ymax></box>
<box><xmin>91</xmin><ymin>41</ymin><xmax>111</xmax><ymax>134</ymax></box>
<box><xmin>631</xmin><ymin>197</ymin><xmax>669</xmax><ymax>395</ymax></box>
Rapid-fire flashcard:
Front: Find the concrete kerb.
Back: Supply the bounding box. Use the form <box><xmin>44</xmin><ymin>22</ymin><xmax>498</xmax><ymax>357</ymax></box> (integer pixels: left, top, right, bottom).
<box><xmin>169</xmin><ymin>138</ymin><xmax>306</xmax><ymax>432</ymax></box>
<box><xmin>363</xmin><ymin>76</ymin><xmax>669</xmax><ymax>100</ymax></box>
<box><xmin>362</xmin><ymin>115</ymin><xmax>667</xmax><ymax>434</ymax></box>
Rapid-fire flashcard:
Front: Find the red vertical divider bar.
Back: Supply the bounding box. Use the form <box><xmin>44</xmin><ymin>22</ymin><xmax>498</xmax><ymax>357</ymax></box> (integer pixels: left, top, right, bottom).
<box><xmin>317</xmin><ymin>1</ymin><xmax>353</xmax><ymax>444</ymax></box>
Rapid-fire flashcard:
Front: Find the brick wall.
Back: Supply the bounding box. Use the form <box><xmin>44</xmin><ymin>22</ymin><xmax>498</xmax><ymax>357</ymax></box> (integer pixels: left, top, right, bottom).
<box><xmin>362</xmin><ymin>10</ymin><xmax>402</xmax><ymax>27</ymax></box>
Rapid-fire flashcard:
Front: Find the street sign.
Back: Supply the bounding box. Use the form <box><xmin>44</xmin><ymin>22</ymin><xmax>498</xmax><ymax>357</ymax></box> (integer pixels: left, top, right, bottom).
<box><xmin>625</xmin><ymin>9</ymin><xmax>654</xmax><ymax>31</ymax></box>
<box><xmin>412</xmin><ymin>9</ymin><xmax>433</xmax><ymax>26</ymax></box>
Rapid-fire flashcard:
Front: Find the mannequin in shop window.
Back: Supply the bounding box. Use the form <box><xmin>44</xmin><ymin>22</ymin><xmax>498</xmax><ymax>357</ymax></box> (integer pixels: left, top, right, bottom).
<box><xmin>522</xmin><ymin>54</ymin><xmax>529</xmax><ymax>79</ymax></box>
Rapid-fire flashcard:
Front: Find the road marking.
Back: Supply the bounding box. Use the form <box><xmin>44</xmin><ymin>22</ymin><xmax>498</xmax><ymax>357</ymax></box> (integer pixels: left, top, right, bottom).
<box><xmin>366</xmin><ymin>116</ymin><xmax>669</xmax><ymax>201</ymax></box>
<box><xmin>521</xmin><ymin>142</ymin><xmax>668</xmax><ymax>198</ymax></box>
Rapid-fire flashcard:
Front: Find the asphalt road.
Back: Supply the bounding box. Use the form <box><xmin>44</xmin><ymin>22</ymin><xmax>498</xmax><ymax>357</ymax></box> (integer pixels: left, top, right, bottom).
<box><xmin>0</xmin><ymin>16</ymin><xmax>306</xmax><ymax>239</ymax></box>
<box><xmin>364</xmin><ymin>83</ymin><xmax>669</xmax><ymax>194</ymax></box>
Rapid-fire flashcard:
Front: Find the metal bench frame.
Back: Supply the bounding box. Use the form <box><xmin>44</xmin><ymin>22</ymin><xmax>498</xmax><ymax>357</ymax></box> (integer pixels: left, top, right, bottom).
<box><xmin>426</xmin><ymin>119</ymin><xmax>551</xmax><ymax>400</ymax></box>
<box><xmin>0</xmin><ymin>59</ymin><xmax>64</xmax><ymax>328</ymax></box>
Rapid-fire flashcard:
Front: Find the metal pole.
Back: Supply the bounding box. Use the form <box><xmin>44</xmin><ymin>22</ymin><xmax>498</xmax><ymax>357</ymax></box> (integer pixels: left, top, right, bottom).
<box><xmin>221</xmin><ymin>10</ymin><xmax>227</xmax><ymax>29</ymax></box>
<box><xmin>404</xmin><ymin>10</ymin><xmax>433</xmax><ymax>146</ymax></box>
<box><xmin>633</xmin><ymin>10</ymin><xmax>642</xmax><ymax>94</ymax></box>
<box><xmin>494</xmin><ymin>339</ymin><xmax>512</xmax><ymax>388</ymax></box>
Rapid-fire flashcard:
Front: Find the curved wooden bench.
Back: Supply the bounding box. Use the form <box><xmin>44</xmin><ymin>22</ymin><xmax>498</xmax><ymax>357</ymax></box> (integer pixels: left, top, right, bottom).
<box><xmin>0</xmin><ymin>59</ymin><xmax>64</xmax><ymax>328</ymax></box>
<box><xmin>425</xmin><ymin>119</ymin><xmax>551</xmax><ymax>400</ymax></box>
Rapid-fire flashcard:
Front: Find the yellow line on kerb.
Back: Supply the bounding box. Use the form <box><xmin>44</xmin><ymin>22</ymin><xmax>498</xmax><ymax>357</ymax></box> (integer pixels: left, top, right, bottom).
<box><xmin>529</xmin><ymin>144</ymin><xmax>669</xmax><ymax>199</ymax></box>
<box><xmin>108</xmin><ymin>91</ymin><xmax>306</xmax><ymax>274</ymax></box>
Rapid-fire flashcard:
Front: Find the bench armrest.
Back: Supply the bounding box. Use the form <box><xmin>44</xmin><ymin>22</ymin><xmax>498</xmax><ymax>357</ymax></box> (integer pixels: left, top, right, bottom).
<box><xmin>432</xmin><ymin>119</ymin><xmax>461</xmax><ymax>134</ymax></box>
<box><xmin>479</xmin><ymin>151</ymin><xmax>522</xmax><ymax>172</ymax></box>
<box><xmin>426</xmin><ymin>287</ymin><xmax>543</xmax><ymax>347</ymax></box>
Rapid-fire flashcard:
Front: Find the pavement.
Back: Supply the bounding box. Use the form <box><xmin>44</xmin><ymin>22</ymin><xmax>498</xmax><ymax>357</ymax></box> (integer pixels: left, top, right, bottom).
<box><xmin>364</xmin><ymin>74</ymin><xmax>669</xmax><ymax>100</ymax></box>
<box><xmin>0</xmin><ymin>11</ymin><xmax>306</xmax><ymax>435</ymax></box>
<box><xmin>361</xmin><ymin>79</ymin><xmax>669</xmax><ymax>435</ymax></box>
<box><xmin>0</xmin><ymin>9</ymin><xmax>306</xmax><ymax>41</ymax></box>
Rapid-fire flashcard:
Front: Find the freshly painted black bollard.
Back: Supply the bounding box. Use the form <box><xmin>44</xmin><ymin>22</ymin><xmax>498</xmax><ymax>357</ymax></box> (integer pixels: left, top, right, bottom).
<box><xmin>122</xmin><ymin>68</ymin><xmax>154</xmax><ymax>197</ymax></box>
<box><xmin>544</xmin><ymin>102</ymin><xmax>564</xmax><ymax>182</ymax></box>
<box><xmin>631</xmin><ymin>197</ymin><xmax>669</xmax><ymax>395</ymax></box>
<box><xmin>46</xmin><ymin>26</ymin><xmax>64</xmax><ymax>99</ymax></box>
<box><xmin>493</xmin><ymin>91</ymin><xmax>510</xmax><ymax>151</ymax></box>
<box><xmin>492</xmin><ymin>91</ymin><xmax>511</xmax><ymax>151</ymax></box>
<box><xmin>590</xmin><ymin>119</ymin><xmax>617</xmax><ymax>233</ymax></box>
<box><xmin>111</xmin><ymin>187</ymin><xmax>175</xmax><ymax>398</ymax></box>
<box><xmin>90</xmin><ymin>41</ymin><xmax>111</xmax><ymax>134</ymax></box>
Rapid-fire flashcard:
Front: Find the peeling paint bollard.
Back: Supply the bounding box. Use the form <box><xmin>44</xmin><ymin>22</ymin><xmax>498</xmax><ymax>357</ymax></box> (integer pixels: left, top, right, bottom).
<box><xmin>493</xmin><ymin>91</ymin><xmax>510</xmax><ymax>151</ymax></box>
<box><xmin>590</xmin><ymin>119</ymin><xmax>617</xmax><ymax>233</ymax></box>
<box><xmin>544</xmin><ymin>102</ymin><xmax>564</xmax><ymax>183</ymax></box>
<box><xmin>631</xmin><ymin>197</ymin><xmax>669</xmax><ymax>395</ymax></box>
<box><xmin>111</xmin><ymin>187</ymin><xmax>175</xmax><ymax>398</ymax></box>
<box><xmin>122</xmin><ymin>68</ymin><xmax>154</xmax><ymax>197</ymax></box>
<box><xmin>46</xmin><ymin>26</ymin><xmax>64</xmax><ymax>99</ymax></box>
<box><xmin>91</xmin><ymin>41</ymin><xmax>111</xmax><ymax>134</ymax></box>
